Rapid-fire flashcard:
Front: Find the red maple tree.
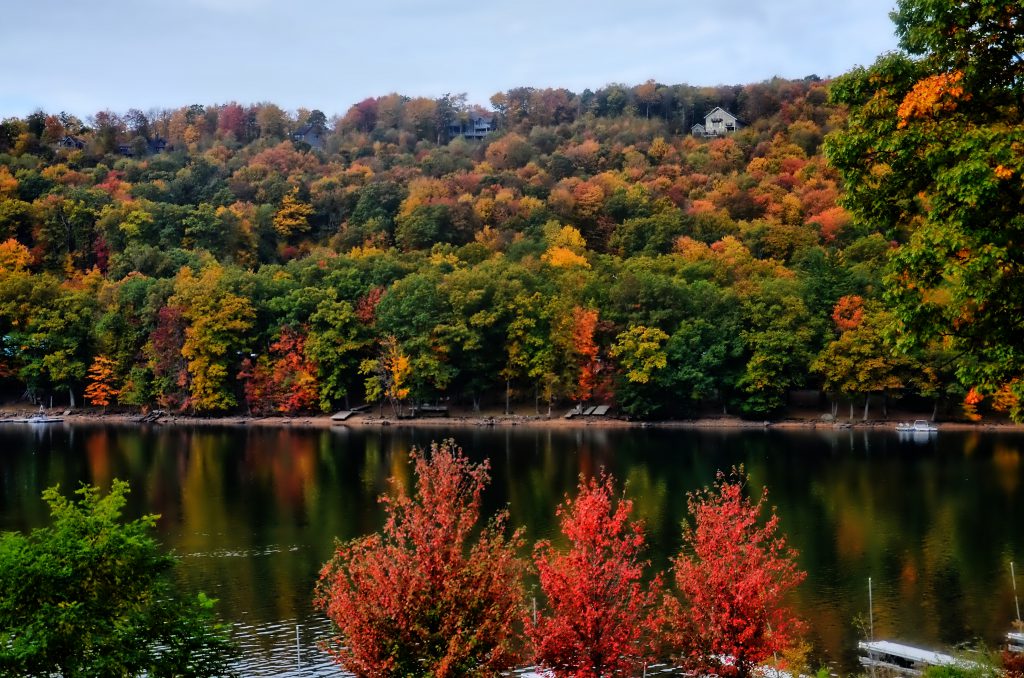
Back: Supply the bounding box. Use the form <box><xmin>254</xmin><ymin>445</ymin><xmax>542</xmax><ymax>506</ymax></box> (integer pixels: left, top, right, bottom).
<box><xmin>314</xmin><ymin>440</ymin><xmax>527</xmax><ymax>678</ymax></box>
<box><xmin>238</xmin><ymin>326</ymin><xmax>318</xmax><ymax>415</ymax></box>
<box><xmin>531</xmin><ymin>472</ymin><xmax>665</xmax><ymax>678</ymax></box>
<box><xmin>672</xmin><ymin>467</ymin><xmax>806</xmax><ymax>678</ymax></box>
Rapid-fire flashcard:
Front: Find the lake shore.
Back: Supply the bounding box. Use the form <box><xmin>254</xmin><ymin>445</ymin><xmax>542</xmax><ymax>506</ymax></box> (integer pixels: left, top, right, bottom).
<box><xmin>5</xmin><ymin>405</ymin><xmax>1024</xmax><ymax>432</ymax></box>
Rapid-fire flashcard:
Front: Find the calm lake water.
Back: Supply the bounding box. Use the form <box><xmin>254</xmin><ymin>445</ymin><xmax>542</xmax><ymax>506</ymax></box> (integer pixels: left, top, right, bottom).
<box><xmin>1</xmin><ymin>423</ymin><xmax>1022</xmax><ymax>675</ymax></box>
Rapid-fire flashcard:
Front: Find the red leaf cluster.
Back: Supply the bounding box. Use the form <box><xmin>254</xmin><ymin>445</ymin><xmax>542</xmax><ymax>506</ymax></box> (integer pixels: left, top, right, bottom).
<box><xmin>531</xmin><ymin>473</ymin><xmax>665</xmax><ymax>677</ymax></box>
<box><xmin>672</xmin><ymin>468</ymin><xmax>806</xmax><ymax>678</ymax></box>
<box><xmin>314</xmin><ymin>440</ymin><xmax>527</xmax><ymax>677</ymax></box>
<box><xmin>238</xmin><ymin>326</ymin><xmax>318</xmax><ymax>415</ymax></box>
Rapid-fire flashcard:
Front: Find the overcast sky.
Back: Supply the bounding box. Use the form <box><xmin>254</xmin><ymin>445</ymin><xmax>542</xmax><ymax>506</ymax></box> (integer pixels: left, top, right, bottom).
<box><xmin>1</xmin><ymin>0</ymin><xmax>900</xmax><ymax>119</ymax></box>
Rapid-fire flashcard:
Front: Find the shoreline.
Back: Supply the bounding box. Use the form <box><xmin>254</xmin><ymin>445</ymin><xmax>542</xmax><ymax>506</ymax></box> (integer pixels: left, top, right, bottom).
<box><xmin>5</xmin><ymin>408</ymin><xmax>1024</xmax><ymax>433</ymax></box>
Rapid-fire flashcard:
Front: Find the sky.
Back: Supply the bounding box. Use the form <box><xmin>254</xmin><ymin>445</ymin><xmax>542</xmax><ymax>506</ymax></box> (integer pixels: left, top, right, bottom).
<box><xmin>0</xmin><ymin>0</ymin><xmax>900</xmax><ymax>119</ymax></box>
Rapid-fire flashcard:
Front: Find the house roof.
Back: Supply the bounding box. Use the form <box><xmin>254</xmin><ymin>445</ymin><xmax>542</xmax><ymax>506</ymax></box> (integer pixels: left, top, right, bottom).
<box><xmin>704</xmin><ymin>106</ymin><xmax>740</xmax><ymax>124</ymax></box>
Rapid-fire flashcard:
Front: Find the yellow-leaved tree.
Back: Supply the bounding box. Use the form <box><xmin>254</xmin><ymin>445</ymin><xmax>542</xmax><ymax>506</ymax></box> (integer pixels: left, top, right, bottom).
<box><xmin>272</xmin><ymin>188</ymin><xmax>313</xmax><ymax>238</ymax></box>
<box><xmin>360</xmin><ymin>336</ymin><xmax>411</xmax><ymax>417</ymax></box>
<box><xmin>168</xmin><ymin>264</ymin><xmax>254</xmax><ymax>413</ymax></box>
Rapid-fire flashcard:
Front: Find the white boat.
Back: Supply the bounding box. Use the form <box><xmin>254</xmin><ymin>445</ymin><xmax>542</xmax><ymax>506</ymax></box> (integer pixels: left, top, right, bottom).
<box><xmin>896</xmin><ymin>420</ymin><xmax>938</xmax><ymax>433</ymax></box>
<box><xmin>859</xmin><ymin>640</ymin><xmax>978</xmax><ymax>676</ymax></box>
<box><xmin>1009</xmin><ymin>630</ymin><xmax>1024</xmax><ymax>653</ymax></box>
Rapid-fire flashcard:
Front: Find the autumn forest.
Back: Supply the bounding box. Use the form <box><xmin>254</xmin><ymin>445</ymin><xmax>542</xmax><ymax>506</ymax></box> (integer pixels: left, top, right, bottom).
<box><xmin>1</xmin><ymin>1</ymin><xmax>1021</xmax><ymax>423</ymax></box>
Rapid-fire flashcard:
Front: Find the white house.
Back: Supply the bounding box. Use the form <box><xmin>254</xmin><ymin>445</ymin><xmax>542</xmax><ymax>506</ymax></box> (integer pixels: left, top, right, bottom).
<box><xmin>699</xmin><ymin>107</ymin><xmax>741</xmax><ymax>136</ymax></box>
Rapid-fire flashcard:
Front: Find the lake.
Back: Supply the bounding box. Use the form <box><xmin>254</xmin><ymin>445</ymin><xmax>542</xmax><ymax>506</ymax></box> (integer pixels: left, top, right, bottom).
<box><xmin>1</xmin><ymin>423</ymin><xmax>1022</xmax><ymax>675</ymax></box>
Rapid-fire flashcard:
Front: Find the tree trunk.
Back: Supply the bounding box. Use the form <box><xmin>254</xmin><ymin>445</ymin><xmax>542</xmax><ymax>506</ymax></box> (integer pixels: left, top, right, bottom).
<box><xmin>849</xmin><ymin>400</ymin><xmax>854</xmax><ymax>422</ymax></box>
<box><xmin>505</xmin><ymin>378</ymin><xmax>510</xmax><ymax>415</ymax></box>
<box><xmin>68</xmin><ymin>388</ymin><xmax>76</xmax><ymax>409</ymax></box>
<box><xmin>932</xmin><ymin>399</ymin><xmax>939</xmax><ymax>422</ymax></box>
<box><xmin>882</xmin><ymin>393</ymin><xmax>888</xmax><ymax>418</ymax></box>
<box><xmin>472</xmin><ymin>394</ymin><xmax>480</xmax><ymax>413</ymax></box>
<box><xmin>863</xmin><ymin>394</ymin><xmax>870</xmax><ymax>422</ymax></box>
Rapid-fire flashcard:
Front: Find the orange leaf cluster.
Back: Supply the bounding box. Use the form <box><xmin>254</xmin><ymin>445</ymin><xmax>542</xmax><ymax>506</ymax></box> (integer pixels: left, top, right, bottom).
<box><xmin>963</xmin><ymin>387</ymin><xmax>984</xmax><ymax>421</ymax></box>
<box><xmin>315</xmin><ymin>441</ymin><xmax>526</xmax><ymax>677</ymax></box>
<box><xmin>897</xmin><ymin>71</ymin><xmax>968</xmax><ymax>128</ymax></box>
<box><xmin>84</xmin><ymin>355</ymin><xmax>120</xmax><ymax>408</ymax></box>
<box><xmin>832</xmin><ymin>295</ymin><xmax>865</xmax><ymax>331</ymax></box>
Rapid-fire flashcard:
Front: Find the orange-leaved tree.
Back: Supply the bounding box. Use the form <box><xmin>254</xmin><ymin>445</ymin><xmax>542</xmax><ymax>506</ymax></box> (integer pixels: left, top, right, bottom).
<box><xmin>672</xmin><ymin>467</ymin><xmax>806</xmax><ymax>678</ymax></box>
<box><xmin>531</xmin><ymin>472</ymin><xmax>665</xmax><ymax>677</ymax></box>
<box><xmin>84</xmin><ymin>355</ymin><xmax>120</xmax><ymax>410</ymax></box>
<box><xmin>314</xmin><ymin>440</ymin><xmax>527</xmax><ymax>677</ymax></box>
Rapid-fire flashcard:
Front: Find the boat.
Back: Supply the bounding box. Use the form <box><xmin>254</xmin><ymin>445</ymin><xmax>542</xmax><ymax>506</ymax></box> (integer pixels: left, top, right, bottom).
<box><xmin>896</xmin><ymin>420</ymin><xmax>938</xmax><ymax>433</ymax></box>
<box><xmin>859</xmin><ymin>640</ymin><xmax>979</xmax><ymax>676</ymax></box>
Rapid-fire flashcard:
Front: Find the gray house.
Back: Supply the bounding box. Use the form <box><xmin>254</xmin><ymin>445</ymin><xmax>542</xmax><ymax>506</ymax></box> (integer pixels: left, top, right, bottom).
<box><xmin>448</xmin><ymin>113</ymin><xmax>496</xmax><ymax>140</ymax></box>
<box><xmin>292</xmin><ymin>123</ymin><xmax>325</xmax><ymax>149</ymax></box>
<box><xmin>57</xmin><ymin>135</ymin><xmax>86</xmax><ymax>149</ymax></box>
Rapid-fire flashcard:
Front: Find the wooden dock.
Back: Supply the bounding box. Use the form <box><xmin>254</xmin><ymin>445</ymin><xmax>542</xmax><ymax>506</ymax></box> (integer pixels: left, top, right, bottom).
<box><xmin>858</xmin><ymin>640</ymin><xmax>979</xmax><ymax>676</ymax></box>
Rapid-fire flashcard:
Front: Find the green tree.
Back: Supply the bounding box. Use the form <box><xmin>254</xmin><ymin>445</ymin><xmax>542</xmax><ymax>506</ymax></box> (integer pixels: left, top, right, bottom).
<box><xmin>826</xmin><ymin>0</ymin><xmax>1024</xmax><ymax>418</ymax></box>
<box><xmin>305</xmin><ymin>290</ymin><xmax>369</xmax><ymax>411</ymax></box>
<box><xmin>0</xmin><ymin>480</ymin><xmax>236</xmax><ymax>677</ymax></box>
<box><xmin>812</xmin><ymin>304</ymin><xmax>915</xmax><ymax>420</ymax></box>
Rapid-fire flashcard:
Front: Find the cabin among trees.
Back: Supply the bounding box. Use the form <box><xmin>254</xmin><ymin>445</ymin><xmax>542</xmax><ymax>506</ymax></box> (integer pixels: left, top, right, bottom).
<box><xmin>292</xmin><ymin>123</ymin><xmax>325</xmax><ymax>149</ymax></box>
<box><xmin>691</xmin><ymin>107</ymin><xmax>741</xmax><ymax>137</ymax></box>
<box><xmin>57</xmin><ymin>135</ymin><xmax>86</xmax><ymax>149</ymax></box>
<box><xmin>448</xmin><ymin>113</ymin><xmax>496</xmax><ymax>140</ymax></box>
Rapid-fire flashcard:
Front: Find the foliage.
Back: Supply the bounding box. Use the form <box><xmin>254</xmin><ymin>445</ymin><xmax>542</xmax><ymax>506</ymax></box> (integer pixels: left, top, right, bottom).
<box><xmin>314</xmin><ymin>440</ymin><xmax>527</xmax><ymax>677</ymax></box>
<box><xmin>0</xmin><ymin>480</ymin><xmax>236</xmax><ymax>677</ymax></box>
<box><xmin>84</xmin><ymin>354</ymin><xmax>119</xmax><ymax>408</ymax></box>
<box><xmin>826</xmin><ymin>0</ymin><xmax>1024</xmax><ymax>420</ymax></box>
<box><xmin>531</xmin><ymin>472</ymin><xmax>665</xmax><ymax>677</ymax></box>
<box><xmin>0</xmin><ymin>73</ymin><xmax>974</xmax><ymax>419</ymax></box>
<box><xmin>672</xmin><ymin>467</ymin><xmax>806</xmax><ymax>678</ymax></box>
<box><xmin>238</xmin><ymin>326</ymin><xmax>319</xmax><ymax>415</ymax></box>
<box><xmin>360</xmin><ymin>335</ymin><xmax>412</xmax><ymax>416</ymax></box>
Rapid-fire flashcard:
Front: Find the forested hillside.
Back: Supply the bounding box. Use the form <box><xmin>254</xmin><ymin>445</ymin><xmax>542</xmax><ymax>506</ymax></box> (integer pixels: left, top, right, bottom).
<box><xmin>0</xmin><ymin>78</ymin><xmax>962</xmax><ymax>418</ymax></box>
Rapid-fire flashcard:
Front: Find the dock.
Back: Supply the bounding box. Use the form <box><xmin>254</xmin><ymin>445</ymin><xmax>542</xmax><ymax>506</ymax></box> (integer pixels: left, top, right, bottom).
<box><xmin>1009</xmin><ymin>630</ymin><xmax>1024</xmax><ymax>653</ymax></box>
<box><xmin>859</xmin><ymin>640</ymin><xmax>979</xmax><ymax>676</ymax></box>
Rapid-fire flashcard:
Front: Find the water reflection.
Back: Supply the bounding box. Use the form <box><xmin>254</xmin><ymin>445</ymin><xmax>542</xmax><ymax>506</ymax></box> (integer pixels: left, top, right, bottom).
<box><xmin>0</xmin><ymin>424</ymin><xmax>1022</xmax><ymax>675</ymax></box>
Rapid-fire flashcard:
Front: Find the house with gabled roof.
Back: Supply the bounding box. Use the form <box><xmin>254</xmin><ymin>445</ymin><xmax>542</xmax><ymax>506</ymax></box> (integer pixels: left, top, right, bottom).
<box><xmin>57</xmin><ymin>135</ymin><xmax>86</xmax><ymax>149</ymax></box>
<box><xmin>292</xmin><ymin>123</ymin><xmax>325</xmax><ymax>149</ymax></box>
<box><xmin>692</xmin><ymin>107</ymin><xmax>742</xmax><ymax>137</ymax></box>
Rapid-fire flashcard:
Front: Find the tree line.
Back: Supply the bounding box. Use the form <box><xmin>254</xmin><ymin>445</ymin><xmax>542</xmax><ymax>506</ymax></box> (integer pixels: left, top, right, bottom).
<box><xmin>0</xmin><ymin>75</ymin><xmax>946</xmax><ymax>420</ymax></box>
<box><xmin>1</xmin><ymin>0</ymin><xmax>1021</xmax><ymax>421</ymax></box>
